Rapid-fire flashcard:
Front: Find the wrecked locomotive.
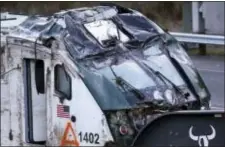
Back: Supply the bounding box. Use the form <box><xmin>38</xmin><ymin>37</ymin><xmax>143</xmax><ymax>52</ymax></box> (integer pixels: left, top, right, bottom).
<box><xmin>1</xmin><ymin>4</ymin><xmax>220</xmax><ymax>147</ymax></box>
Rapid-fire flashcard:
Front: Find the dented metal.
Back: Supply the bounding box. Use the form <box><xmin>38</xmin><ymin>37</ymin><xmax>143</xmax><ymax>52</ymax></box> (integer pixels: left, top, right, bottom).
<box><xmin>1</xmin><ymin>5</ymin><xmax>211</xmax><ymax>146</ymax></box>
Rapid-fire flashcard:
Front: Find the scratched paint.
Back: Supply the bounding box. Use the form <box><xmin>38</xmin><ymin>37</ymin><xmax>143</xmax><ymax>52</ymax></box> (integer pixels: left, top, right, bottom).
<box><xmin>1</xmin><ymin>34</ymin><xmax>115</xmax><ymax>146</ymax></box>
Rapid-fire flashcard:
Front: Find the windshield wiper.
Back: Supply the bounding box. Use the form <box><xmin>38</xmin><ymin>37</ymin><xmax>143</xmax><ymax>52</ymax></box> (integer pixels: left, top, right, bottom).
<box><xmin>80</xmin><ymin>48</ymin><xmax>116</xmax><ymax>60</ymax></box>
<box><xmin>109</xmin><ymin>66</ymin><xmax>145</xmax><ymax>100</ymax></box>
<box><xmin>142</xmin><ymin>63</ymin><xmax>190</xmax><ymax>99</ymax></box>
<box><xmin>141</xmin><ymin>34</ymin><xmax>162</xmax><ymax>48</ymax></box>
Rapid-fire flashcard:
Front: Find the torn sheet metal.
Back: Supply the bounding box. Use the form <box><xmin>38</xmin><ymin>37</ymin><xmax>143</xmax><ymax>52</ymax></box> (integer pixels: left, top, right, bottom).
<box><xmin>4</xmin><ymin>5</ymin><xmax>210</xmax><ymax>111</ymax></box>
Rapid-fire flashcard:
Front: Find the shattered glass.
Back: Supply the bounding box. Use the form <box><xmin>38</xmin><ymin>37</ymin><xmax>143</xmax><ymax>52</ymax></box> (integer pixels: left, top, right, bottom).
<box><xmin>167</xmin><ymin>41</ymin><xmax>210</xmax><ymax>100</ymax></box>
<box><xmin>117</xmin><ymin>14</ymin><xmax>158</xmax><ymax>41</ymax></box>
<box><xmin>84</xmin><ymin>19</ymin><xmax>130</xmax><ymax>46</ymax></box>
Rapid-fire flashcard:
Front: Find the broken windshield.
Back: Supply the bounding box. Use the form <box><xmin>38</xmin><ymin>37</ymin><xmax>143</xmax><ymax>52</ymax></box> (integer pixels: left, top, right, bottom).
<box><xmin>78</xmin><ymin>39</ymin><xmax>192</xmax><ymax>110</ymax></box>
<box><xmin>84</xmin><ymin>19</ymin><xmax>130</xmax><ymax>46</ymax></box>
<box><xmin>142</xmin><ymin>41</ymin><xmax>186</xmax><ymax>87</ymax></box>
<box><xmin>97</xmin><ymin>60</ymin><xmax>157</xmax><ymax>89</ymax></box>
<box><xmin>116</xmin><ymin>13</ymin><xmax>164</xmax><ymax>41</ymax></box>
<box><xmin>166</xmin><ymin>40</ymin><xmax>210</xmax><ymax>99</ymax></box>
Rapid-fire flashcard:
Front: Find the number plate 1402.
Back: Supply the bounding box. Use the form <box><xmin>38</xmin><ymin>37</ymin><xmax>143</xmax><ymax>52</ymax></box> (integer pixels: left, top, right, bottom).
<box><xmin>78</xmin><ymin>132</ymin><xmax>100</xmax><ymax>144</ymax></box>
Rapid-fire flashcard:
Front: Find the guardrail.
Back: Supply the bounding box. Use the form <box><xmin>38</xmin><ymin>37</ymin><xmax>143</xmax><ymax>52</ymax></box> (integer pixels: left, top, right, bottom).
<box><xmin>170</xmin><ymin>32</ymin><xmax>224</xmax><ymax>45</ymax></box>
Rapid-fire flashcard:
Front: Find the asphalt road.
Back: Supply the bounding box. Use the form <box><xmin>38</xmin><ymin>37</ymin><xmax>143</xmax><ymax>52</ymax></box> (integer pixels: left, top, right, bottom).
<box><xmin>190</xmin><ymin>55</ymin><xmax>224</xmax><ymax>110</ymax></box>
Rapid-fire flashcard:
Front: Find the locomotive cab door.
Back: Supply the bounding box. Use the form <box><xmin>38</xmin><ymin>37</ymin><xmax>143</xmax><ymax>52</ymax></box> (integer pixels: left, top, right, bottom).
<box><xmin>23</xmin><ymin>59</ymin><xmax>47</xmax><ymax>144</ymax></box>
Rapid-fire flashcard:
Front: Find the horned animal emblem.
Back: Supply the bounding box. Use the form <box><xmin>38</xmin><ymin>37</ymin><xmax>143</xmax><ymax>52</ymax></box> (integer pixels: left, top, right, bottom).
<box><xmin>189</xmin><ymin>125</ymin><xmax>216</xmax><ymax>147</ymax></box>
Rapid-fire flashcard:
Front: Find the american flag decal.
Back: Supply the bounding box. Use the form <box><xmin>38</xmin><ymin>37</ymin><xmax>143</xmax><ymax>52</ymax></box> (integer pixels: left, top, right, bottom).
<box><xmin>57</xmin><ymin>105</ymin><xmax>70</xmax><ymax>118</ymax></box>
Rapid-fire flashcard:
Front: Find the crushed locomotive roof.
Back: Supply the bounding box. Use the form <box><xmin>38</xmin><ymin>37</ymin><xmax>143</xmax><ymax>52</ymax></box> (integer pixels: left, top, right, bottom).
<box><xmin>8</xmin><ymin>5</ymin><xmax>164</xmax><ymax>58</ymax></box>
<box><xmin>3</xmin><ymin>4</ymin><xmax>210</xmax><ymax>110</ymax></box>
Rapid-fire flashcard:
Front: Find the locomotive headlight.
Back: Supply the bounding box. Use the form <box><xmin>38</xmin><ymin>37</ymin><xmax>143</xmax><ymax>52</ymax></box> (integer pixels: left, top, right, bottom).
<box><xmin>153</xmin><ymin>90</ymin><xmax>164</xmax><ymax>101</ymax></box>
<box><xmin>119</xmin><ymin>125</ymin><xmax>129</xmax><ymax>135</ymax></box>
<box><xmin>106</xmin><ymin>111</ymin><xmax>136</xmax><ymax>146</ymax></box>
<box><xmin>200</xmin><ymin>106</ymin><xmax>207</xmax><ymax>110</ymax></box>
<box><xmin>164</xmin><ymin>89</ymin><xmax>175</xmax><ymax>105</ymax></box>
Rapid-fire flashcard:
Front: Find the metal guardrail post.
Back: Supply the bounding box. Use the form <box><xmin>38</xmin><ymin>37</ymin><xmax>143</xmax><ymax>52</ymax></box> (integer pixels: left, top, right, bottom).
<box><xmin>192</xmin><ymin>2</ymin><xmax>206</xmax><ymax>55</ymax></box>
<box><xmin>199</xmin><ymin>2</ymin><xmax>206</xmax><ymax>55</ymax></box>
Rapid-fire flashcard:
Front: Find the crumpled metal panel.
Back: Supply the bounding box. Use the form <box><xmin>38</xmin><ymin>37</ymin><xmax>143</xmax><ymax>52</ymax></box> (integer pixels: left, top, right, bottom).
<box><xmin>4</xmin><ymin>5</ymin><xmax>208</xmax><ymax>111</ymax></box>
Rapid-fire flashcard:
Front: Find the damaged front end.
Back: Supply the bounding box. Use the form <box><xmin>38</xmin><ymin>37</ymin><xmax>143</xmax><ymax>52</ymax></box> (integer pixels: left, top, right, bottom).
<box><xmin>68</xmin><ymin>5</ymin><xmax>211</xmax><ymax>146</ymax></box>
<box><xmin>7</xmin><ymin>4</ymin><xmax>211</xmax><ymax>146</ymax></box>
<box><xmin>78</xmin><ymin>44</ymin><xmax>210</xmax><ymax>146</ymax></box>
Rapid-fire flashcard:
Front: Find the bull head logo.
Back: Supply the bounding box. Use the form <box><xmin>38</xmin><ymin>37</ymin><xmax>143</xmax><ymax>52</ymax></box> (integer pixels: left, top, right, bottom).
<box><xmin>189</xmin><ymin>125</ymin><xmax>216</xmax><ymax>147</ymax></box>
